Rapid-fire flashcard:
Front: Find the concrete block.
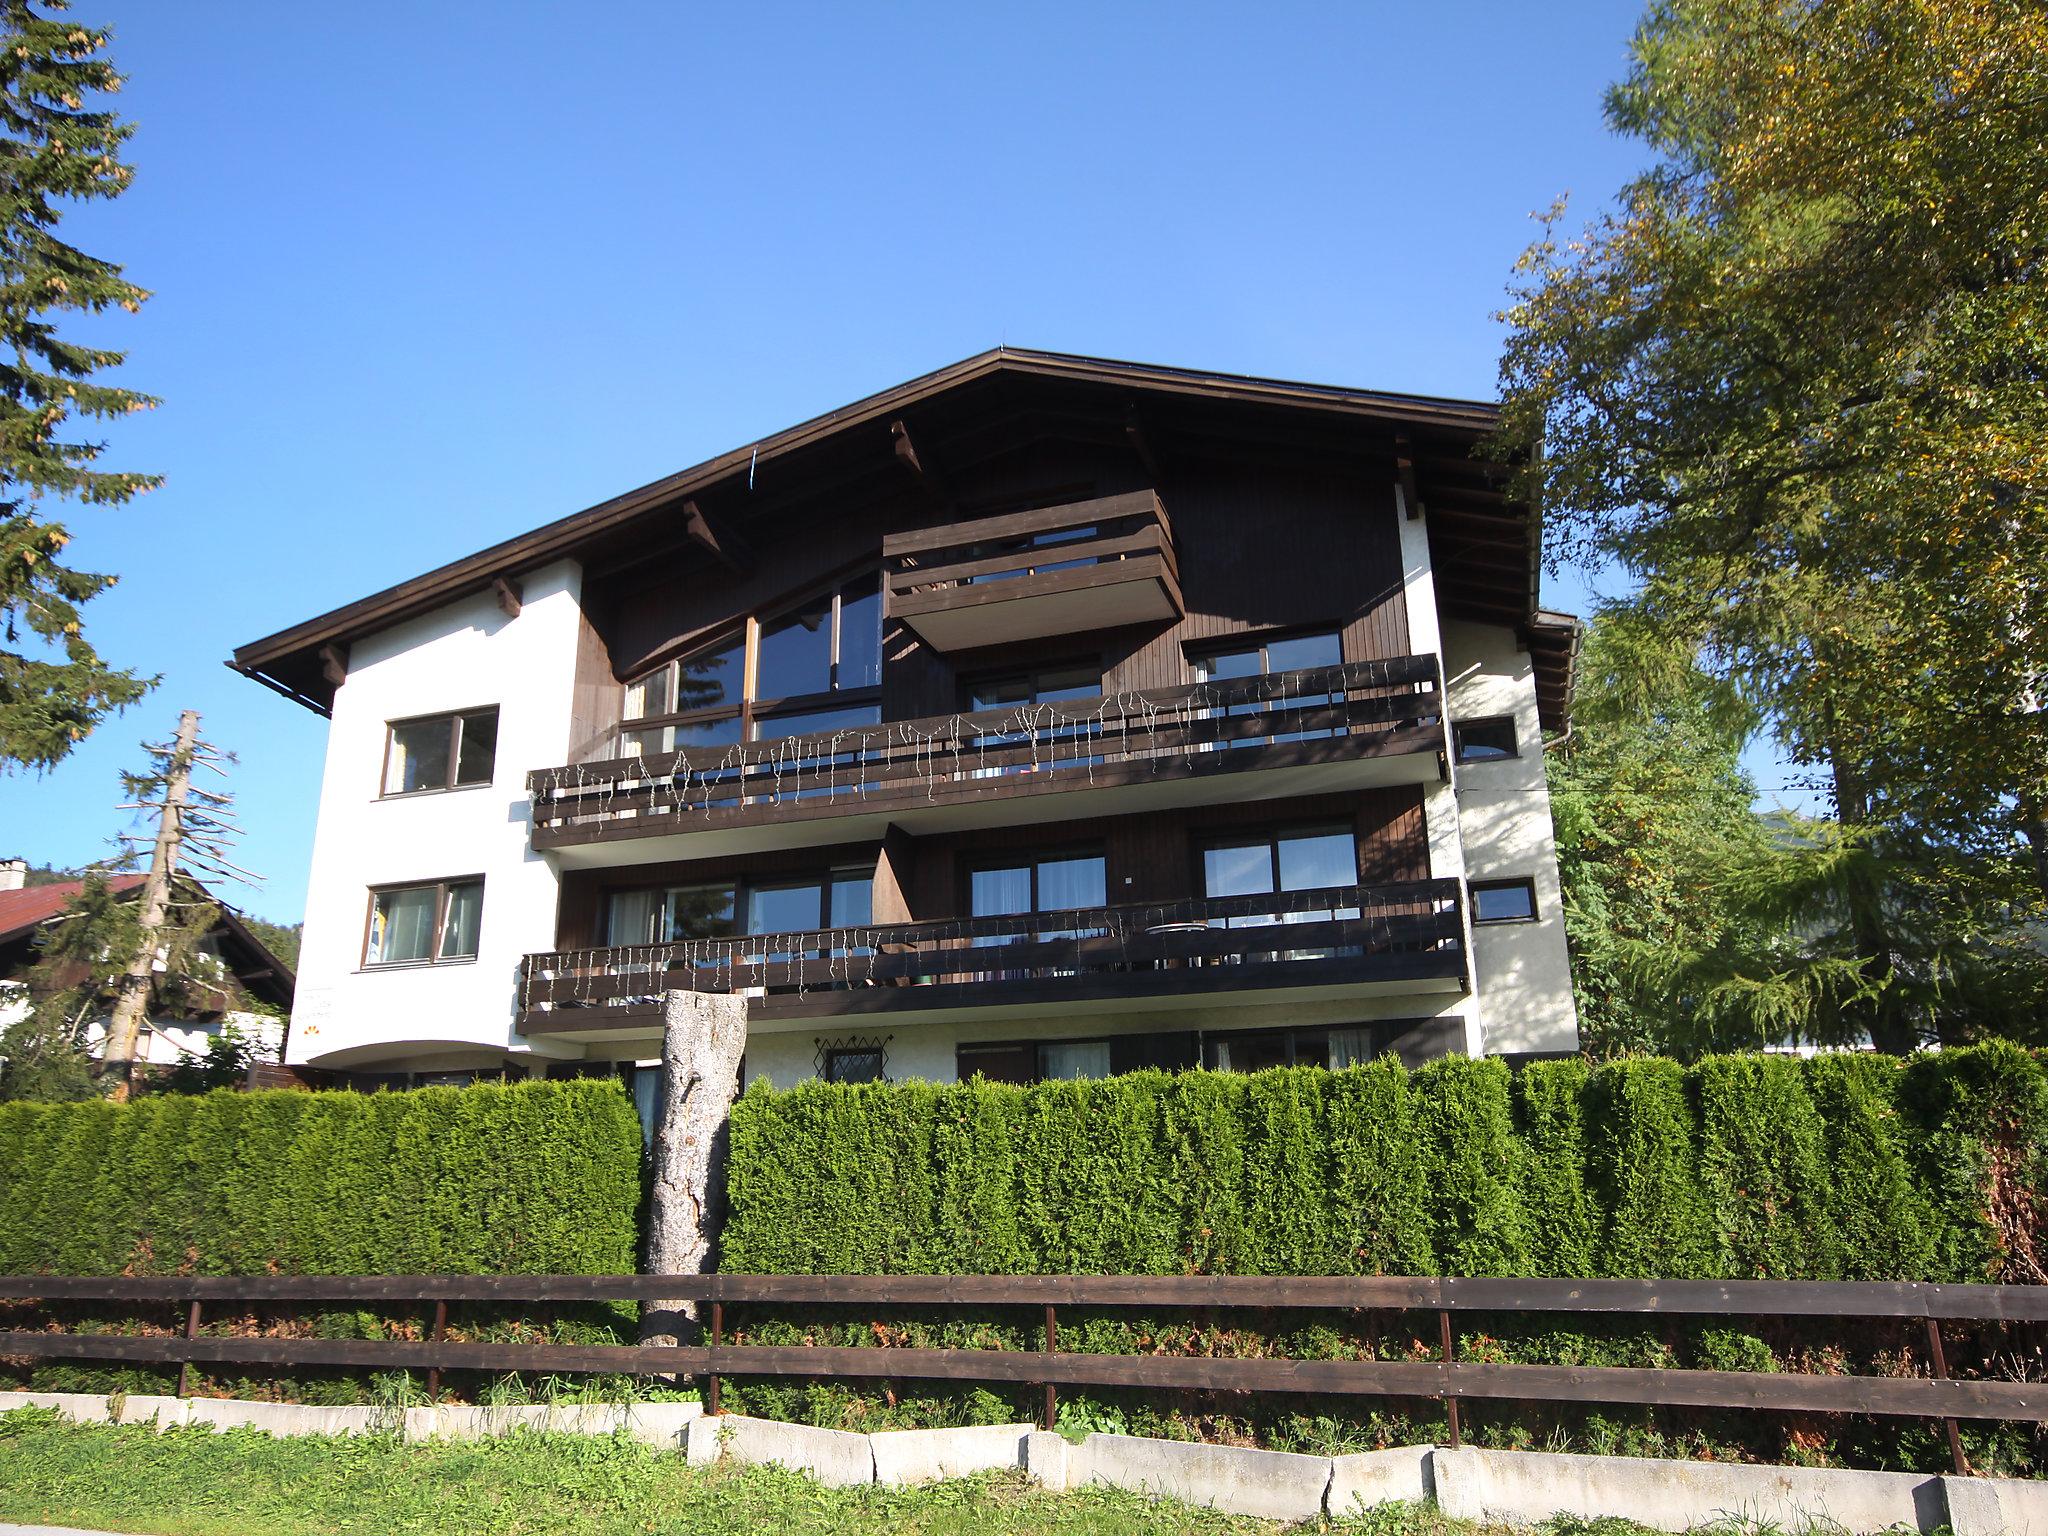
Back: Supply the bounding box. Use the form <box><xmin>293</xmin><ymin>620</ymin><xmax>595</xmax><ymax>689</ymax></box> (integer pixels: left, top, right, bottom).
<box><xmin>1064</xmin><ymin>1432</ymin><xmax>1332</xmax><ymax>1523</ymax></box>
<box><xmin>184</xmin><ymin>1399</ymin><xmax>389</xmax><ymax>1437</ymax></box>
<box><xmin>1326</xmin><ymin>1445</ymin><xmax>1434</xmax><ymax>1516</ymax></box>
<box><xmin>112</xmin><ymin>1394</ymin><xmax>190</xmax><ymax>1431</ymax></box>
<box><xmin>621</xmin><ymin>1400</ymin><xmax>703</xmax><ymax>1450</ymax></box>
<box><xmin>1945</xmin><ymin>1472</ymin><xmax>2048</xmax><ymax>1536</ymax></box>
<box><xmin>1023</xmin><ymin>1430</ymin><xmax>1072</xmax><ymax>1492</ymax></box>
<box><xmin>400</xmin><ymin>1405</ymin><xmax>442</xmax><ymax>1443</ymax></box>
<box><xmin>1434</xmin><ymin>1446</ymin><xmax>1948</xmax><ymax>1535</ymax></box>
<box><xmin>422</xmin><ymin>1403</ymin><xmax>627</xmax><ymax>1440</ymax></box>
<box><xmin>870</xmin><ymin>1423</ymin><xmax>1032</xmax><ymax>1485</ymax></box>
<box><xmin>684</xmin><ymin>1413</ymin><xmax>874</xmax><ymax>1487</ymax></box>
<box><xmin>0</xmin><ymin>1391</ymin><xmax>109</xmax><ymax>1424</ymax></box>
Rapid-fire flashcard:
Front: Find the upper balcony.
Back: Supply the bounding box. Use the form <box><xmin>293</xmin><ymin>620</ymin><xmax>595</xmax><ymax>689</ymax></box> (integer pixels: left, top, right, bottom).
<box><xmin>527</xmin><ymin>654</ymin><xmax>1448</xmax><ymax>863</ymax></box>
<box><xmin>516</xmin><ymin>876</ymin><xmax>1466</xmax><ymax>1040</ymax></box>
<box><xmin>882</xmin><ymin>490</ymin><xmax>1181</xmax><ymax>652</ymax></box>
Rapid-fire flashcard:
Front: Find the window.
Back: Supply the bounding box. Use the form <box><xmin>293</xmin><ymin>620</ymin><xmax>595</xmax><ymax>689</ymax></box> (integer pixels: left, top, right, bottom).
<box><xmin>971</xmin><ymin>853</ymin><xmax>1106</xmax><ymax>921</ymax></box>
<box><xmin>967</xmin><ymin>664</ymin><xmax>1101</xmax><ymax>711</ymax></box>
<box><xmin>1204</xmin><ymin>1024</ymin><xmax>1383</xmax><ymax>1073</ymax></box>
<box><xmin>956</xmin><ymin>1031</ymin><xmax>1196</xmax><ymax>1084</ymax></box>
<box><xmin>1192</xmin><ymin>630</ymin><xmax>1343</xmax><ymax>747</ymax></box>
<box><xmin>822</xmin><ymin>1046</ymin><xmax>885</xmax><ymax>1084</ymax></box>
<box><xmin>1454</xmin><ymin>717</ymin><xmax>1518</xmax><ymax>763</ymax></box>
<box><xmin>620</xmin><ymin>571</ymin><xmax>883</xmax><ymax>756</ymax></box>
<box><xmin>1202</xmin><ymin>827</ymin><xmax>1358</xmax><ymax>923</ymax></box>
<box><xmin>1471</xmin><ymin>878</ymin><xmax>1538</xmax><ymax>924</ymax></box>
<box><xmin>364</xmin><ymin>879</ymin><xmax>483</xmax><ymax>966</ymax></box>
<box><xmin>604</xmin><ymin>871</ymin><xmax>871</xmax><ymax>948</ymax></box>
<box><xmin>382</xmin><ymin>708</ymin><xmax>498</xmax><ymax>795</ymax></box>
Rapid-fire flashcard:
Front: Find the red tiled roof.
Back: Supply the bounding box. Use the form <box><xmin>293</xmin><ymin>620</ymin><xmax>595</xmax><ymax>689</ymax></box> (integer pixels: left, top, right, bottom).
<box><xmin>0</xmin><ymin>876</ymin><xmax>148</xmax><ymax>944</ymax></box>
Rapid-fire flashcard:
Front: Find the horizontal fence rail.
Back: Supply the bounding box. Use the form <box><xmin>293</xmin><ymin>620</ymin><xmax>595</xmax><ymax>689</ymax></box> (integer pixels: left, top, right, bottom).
<box><xmin>527</xmin><ymin>655</ymin><xmax>1446</xmax><ymax>848</ymax></box>
<box><xmin>517</xmin><ymin>878</ymin><xmax>1466</xmax><ymax>1024</ymax></box>
<box><xmin>3</xmin><ymin>1273</ymin><xmax>2043</xmax><ymax>1472</ymax></box>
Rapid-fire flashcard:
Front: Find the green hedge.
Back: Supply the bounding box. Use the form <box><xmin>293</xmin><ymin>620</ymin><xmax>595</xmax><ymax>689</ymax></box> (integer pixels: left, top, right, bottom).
<box><xmin>725</xmin><ymin>1042</ymin><xmax>2048</xmax><ymax>1284</ymax></box>
<box><xmin>0</xmin><ymin>1081</ymin><xmax>643</xmax><ymax>1276</ymax></box>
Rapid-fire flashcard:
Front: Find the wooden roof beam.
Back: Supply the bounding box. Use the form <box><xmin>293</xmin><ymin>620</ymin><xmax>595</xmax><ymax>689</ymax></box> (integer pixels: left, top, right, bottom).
<box><xmin>681</xmin><ymin>499</ymin><xmax>754</xmax><ymax>576</ymax></box>
<box><xmin>1394</xmin><ymin>434</ymin><xmax>1425</xmax><ymax>521</ymax></box>
<box><xmin>493</xmin><ymin>576</ymin><xmax>523</xmax><ymax>618</ymax></box>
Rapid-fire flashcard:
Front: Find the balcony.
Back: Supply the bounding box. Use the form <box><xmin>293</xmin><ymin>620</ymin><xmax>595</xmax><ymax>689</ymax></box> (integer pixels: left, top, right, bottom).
<box><xmin>517</xmin><ymin>878</ymin><xmax>1466</xmax><ymax>1039</ymax></box>
<box><xmin>529</xmin><ymin>655</ymin><xmax>1447</xmax><ymax>862</ymax></box>
<box><xmin>882</xmin><ymin>490</ymin><xmax>1181</xmax><ymax>651</ymax></box>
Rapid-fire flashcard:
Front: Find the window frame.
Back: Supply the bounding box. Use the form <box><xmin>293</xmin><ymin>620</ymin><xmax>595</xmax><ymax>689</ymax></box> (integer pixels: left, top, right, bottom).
<box><xmin>960</xmin><ymin>660</ymin><xmax>1104</xmax><ymax>712</ymax></box>
<box><xmin>1470</xmin><ymin>877</ymin><xmax>1539</xmax><ymax>925</ymax></box>
<box><xmin>821</xmin><ymin>1045</ymin><xmax>886</xmax><ymax>1084</ymax></box>
<box><xmin>965</xmin><ymin>847</ymin><xmax>1110</xmax><ymax>919</ymax></box>
<box><xmin>1197</xmin><ymin>824</ymin><xmax>1360</xmax><ymax>902</ymax></box>
<box><xmin>378</xmin><ymin>707</ymin><xmax>500</xmax><ymax>798</ymax></box>
<box><xmin>1453</xmin><ymin>715</ymin><xmax>1519</xmax><ymax>764</ymax></box>
<box><xmin>361</xmin><ymin>876</ymin><xmax>486</xmax><ymax>970</ymax></box>
<box><xmin>618</xmin><ymin>567</ymin><xmax>884</xmax><ymax>756</ymax></box>
<box><xmin>1186</xmin><ymin>625</ymin><xmax>1345</xmax><ymax>683</ymax></box>
<box><xmin>605</xmin><ymin>865</ymin><xmax>874</xmax><ymax>947</ymax></box>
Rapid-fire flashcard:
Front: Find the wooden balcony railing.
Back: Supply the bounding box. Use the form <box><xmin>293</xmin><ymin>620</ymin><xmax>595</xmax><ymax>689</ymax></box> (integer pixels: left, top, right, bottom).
<box><xmin>518</xmin><ymin>878</ymin><xmax>1465</xmax><ymax>1028</ymax></box>
<box><xmin>528</xmin><ymin>655</ymin><xmax>1446</xmax><ymax>850</ymax></box>
<box><xmin>882</xmin><ymin>489</ymin><xmax>1181</xmax><ymax>650</ymax></box>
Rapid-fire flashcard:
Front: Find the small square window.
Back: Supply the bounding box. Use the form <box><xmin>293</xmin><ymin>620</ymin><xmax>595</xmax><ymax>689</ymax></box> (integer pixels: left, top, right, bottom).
<box><xmin>1454</xmin><ymin>717</ymin><xmax>1517</xmax><ymax>763</ymax></box>
<box><xmin>1471</xmin><ymin>878</ymin><xmax>1538</xmax><ymax>924</ymax></box>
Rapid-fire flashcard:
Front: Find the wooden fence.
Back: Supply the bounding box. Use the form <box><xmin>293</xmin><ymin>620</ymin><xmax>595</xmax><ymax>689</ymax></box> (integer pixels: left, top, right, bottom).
<box><xmin>5</xmin><ymin>1273</ymin><xmax>2045</xmax><ymax>1475</ymax></box>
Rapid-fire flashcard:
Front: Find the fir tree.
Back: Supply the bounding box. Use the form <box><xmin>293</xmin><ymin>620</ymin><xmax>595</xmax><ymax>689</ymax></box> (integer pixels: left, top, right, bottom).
<box><xmin>0</xmin><ymin>2</ymin><xmax>157</xmax><ymax>769</ymax></box>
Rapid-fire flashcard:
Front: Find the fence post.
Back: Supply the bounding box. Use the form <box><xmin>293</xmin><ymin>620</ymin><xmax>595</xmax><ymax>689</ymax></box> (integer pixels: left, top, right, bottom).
<box><xmin>425</xmin><ymin>1299</ymin><xmax>448</xmax><ymax>1402</ymax></box>
<box><xmin>176</xmin><ymin>1299</ymin><xmax>201</xmax><ymax>1398</ymax></box>
<box><xmin>1439</xmin><ymin>1309</ymin><xmax>1461</xmax><ymax>1449</ymax></box>
<box><xmin>1042</xmin><ymin>1304</ymin><xmax>1059</xmax><ymax>1431</ymax></box>
<box><xmin>707</xmin><ymin>1299</ymin><xmax>723</xmax><ymax>1417</ymax></box>
<box><xmin>1923</xmin><ymin>1316</ymin><xmax>1969</xmax><ymax>1475</ymax></box>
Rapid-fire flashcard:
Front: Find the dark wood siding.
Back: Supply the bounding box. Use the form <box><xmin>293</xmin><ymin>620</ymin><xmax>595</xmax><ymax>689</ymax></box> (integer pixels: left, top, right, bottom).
<box><xmin>552</xmin><ymin>787</ymin><xmax>1428</xmax><ymax>947</ymax></box>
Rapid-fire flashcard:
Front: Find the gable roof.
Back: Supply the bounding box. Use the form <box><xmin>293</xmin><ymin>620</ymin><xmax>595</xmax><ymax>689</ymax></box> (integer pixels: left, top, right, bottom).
<box><xmin>0</xmin><ymin>875</ymin><xmax>296</xmax><ymax>1012</ymax></box>
<box><xmin>230</xmin><ymin>346</ymin><xmax>1577</xmax><ymax>730</ymax></box>
<box><xmin>0</xmin><ymin>876</ymin><xmax>147</xmax><ymax>946</ymax></box>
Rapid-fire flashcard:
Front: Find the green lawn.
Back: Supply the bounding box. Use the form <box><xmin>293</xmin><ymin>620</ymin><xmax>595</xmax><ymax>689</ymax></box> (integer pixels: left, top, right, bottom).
<box><xmin>0</xmin><ymin>1407</ymin><xmax>1680</xmax><ymax>1536</ymax></box>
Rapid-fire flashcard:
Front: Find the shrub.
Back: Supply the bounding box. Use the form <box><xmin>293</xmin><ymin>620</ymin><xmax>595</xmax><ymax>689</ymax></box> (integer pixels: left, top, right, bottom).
<box><xmin>0</xmin><ymin>1080</ymin><xmax>643</xmax><ymax>1277</ymax></box>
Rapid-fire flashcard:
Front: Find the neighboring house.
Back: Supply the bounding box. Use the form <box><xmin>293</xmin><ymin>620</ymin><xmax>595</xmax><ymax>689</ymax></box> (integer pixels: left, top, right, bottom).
<box><xmin>231</xmin><ymin>349</ymin><xmax>1580</xmax><ymax>1102</ymax></box>
<box><xmin>0</xmin><ymin>859</ymin><xmax>296</xmax><ymax>1067</ymax></box>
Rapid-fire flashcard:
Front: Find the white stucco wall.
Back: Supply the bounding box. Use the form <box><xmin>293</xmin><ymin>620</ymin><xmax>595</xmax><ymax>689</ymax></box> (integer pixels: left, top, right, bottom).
<box><xmin>1440</xmin><ymin>618</ymin><xmax>1580</xmax><ymax>1056</ymax></box>
<box><xmin>287</xmin><ymin>560</ymin><xmax>585</xmax><ymax>1070</ymax></box>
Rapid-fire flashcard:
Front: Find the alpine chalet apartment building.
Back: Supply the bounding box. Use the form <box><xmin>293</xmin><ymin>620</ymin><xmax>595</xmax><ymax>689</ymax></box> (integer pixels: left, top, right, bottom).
<box><xmin>233</xmin><ymin>351</ymin><xmax>1581</xmax><ymax>1103</ymax></box>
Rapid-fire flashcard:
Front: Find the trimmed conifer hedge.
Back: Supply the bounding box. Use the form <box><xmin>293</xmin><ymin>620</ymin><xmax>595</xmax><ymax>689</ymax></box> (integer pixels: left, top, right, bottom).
<box><xmin>0</xmin><ymin>1080</ymin><xmax>643</xmax><ymax>1277</ymax></box>
<box><xmin>724</xmin><ymin>1042</ymin><xmax>2048</xmax><ymax>1284</ymax></box>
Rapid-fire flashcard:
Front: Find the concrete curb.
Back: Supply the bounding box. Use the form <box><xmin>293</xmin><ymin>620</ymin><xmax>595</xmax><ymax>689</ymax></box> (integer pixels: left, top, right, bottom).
<box><xmin>3</xmin><ymin>1391</ymin><xmax>2041</xmax><ymax>1531</ymax></box>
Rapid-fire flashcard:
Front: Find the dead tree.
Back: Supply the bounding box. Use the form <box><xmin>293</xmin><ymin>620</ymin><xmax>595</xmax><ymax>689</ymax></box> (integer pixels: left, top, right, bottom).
<box><xmin>640</xmin><ymin>989</ymin><xmax>747</xmax><ymax>1347</ymax></box>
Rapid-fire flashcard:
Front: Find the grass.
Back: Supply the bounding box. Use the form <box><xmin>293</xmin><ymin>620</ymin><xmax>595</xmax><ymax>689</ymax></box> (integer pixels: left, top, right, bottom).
<box><xmin>0</xmin><ymin>1407</ymin><xmax>1819</xmax><ymax>1536</ymax></box>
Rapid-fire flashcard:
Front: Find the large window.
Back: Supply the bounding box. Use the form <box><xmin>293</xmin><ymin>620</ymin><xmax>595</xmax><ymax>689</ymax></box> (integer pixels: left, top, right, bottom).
<box><xmin>365</xmin><ymin>879</ymin><xmax>483</xmax><ymax>967</ymax></box>
<box><xmin>382</xmin><ymin>708</ymin><xmax>498</xmax><ymax>795</ymax></box>
<box><xmin>620</xmin><ymin>572</ymin><xmax>882</xmax><ymax>756</ymax></box>
<box><xmin>957</xmin><ymin>1031</ymin><xmax>1196</xmax><ymax>1084</ymax></box>
<box><xmin>970</xmin><ymin>852</ymin><xmax>1107</xmax><ymax>922</ymax></box>
<box><xmin>1191</xmin><ymin>629</ymin><xmax>1342</xmax><ymax>747</ymax></box>
<box><xmin>605</xmin><ymin>870</ymin><xmax>872</xmax><ymax>948</ymax></box>
<box><xmin>966</xmin><ymin>664</ymin><xmax>1101</xmax><ymax>711</ymax></box>
<box><xmin>1202</xmin><ymin>826</ymin><xmax>1358</xmax><ymax>921</ymax></box>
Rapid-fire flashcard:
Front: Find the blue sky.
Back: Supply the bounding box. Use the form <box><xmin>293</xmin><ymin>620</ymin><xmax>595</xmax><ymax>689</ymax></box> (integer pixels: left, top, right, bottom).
<box><xmin>1</xmin><ymin>0</ymin><xmax>1784</xmax><ymax>925</ymax></box>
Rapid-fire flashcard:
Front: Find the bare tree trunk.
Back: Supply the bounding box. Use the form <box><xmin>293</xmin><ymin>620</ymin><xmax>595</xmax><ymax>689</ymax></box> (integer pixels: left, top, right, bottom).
<box><xmin>640</xmin><ymin>989</ymin><xmax>747</xmax><ymax>1348</ymax></box>
<box><xmin>101</xmin><ymin>709</ymin><xmax>200</xmax><ymax>1101</ymax></box>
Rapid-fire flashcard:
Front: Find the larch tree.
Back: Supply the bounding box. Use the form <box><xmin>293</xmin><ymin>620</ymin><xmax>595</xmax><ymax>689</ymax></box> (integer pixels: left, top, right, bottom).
<box><xmin>0</xmin><ymin>1</ymin><xmax>155</xmax><ymax>770</ymax></box>
<box><xmin>1496</xmin><ymin>0</ymin><xmax>2048</xmax><ymax>1051</ymax></box>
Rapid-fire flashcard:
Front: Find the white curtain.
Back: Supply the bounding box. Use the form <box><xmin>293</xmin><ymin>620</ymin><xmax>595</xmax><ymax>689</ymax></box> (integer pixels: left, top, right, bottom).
<box><xmin>1328</xmin><ymin>1028</ymin><xmax>1374</xmax><ymax>1069</ymax></box>
<box><xmin>1040</xmin><ymin>1041</ymin><xmax>1111</xmax><ymax>1081</ymax></box>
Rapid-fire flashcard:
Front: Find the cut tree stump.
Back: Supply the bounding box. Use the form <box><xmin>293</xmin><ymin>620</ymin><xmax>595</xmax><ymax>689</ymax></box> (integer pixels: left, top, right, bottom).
<box><xmin>640</xmin><ymin>989</ymin><xmax>747</xmax><ymax>1348</ymax></box>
